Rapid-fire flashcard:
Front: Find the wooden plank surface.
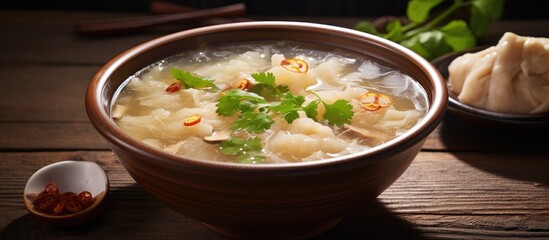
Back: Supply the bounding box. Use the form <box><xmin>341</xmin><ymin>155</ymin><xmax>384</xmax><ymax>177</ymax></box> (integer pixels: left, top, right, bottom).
<box><xmin>1</xmin><ymin>151</ymin><xmax>547</xmax><ymax>239</ymax></box>
<box><xmin>1</xmin><ymin>9</ymin><xmax>548</xmax><ymax>240</ymax></box>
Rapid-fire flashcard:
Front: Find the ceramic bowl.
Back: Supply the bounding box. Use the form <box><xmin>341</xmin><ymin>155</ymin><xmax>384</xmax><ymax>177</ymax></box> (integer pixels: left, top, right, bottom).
<box><xmin>432</xmin><ymin>47</ymin><xmax>549</xmax><ymax>130</ymax></box>
<box><xmin>23</xmin><ymin>160</ymin><xmax>109</xmax><ymax>227</ymax></box>
<box><xmin>85</xmin><ymin>21</ymin><xmax>447</xmax><ymax>239</ymax></box>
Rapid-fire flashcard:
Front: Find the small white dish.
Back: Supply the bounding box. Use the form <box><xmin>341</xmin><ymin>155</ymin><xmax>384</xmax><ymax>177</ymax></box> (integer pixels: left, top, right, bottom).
<box><xmin>23</xmin><ymin>160</ymin><xmax>109</xmax><ymax>227</ymax></box>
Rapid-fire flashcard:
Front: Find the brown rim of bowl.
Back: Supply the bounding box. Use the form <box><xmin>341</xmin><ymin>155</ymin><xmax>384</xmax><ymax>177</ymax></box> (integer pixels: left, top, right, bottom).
<box><xmin>85</xmin><ymin>21</ymin><xmax>447</xmax><ymax>174</ymax></box>
<box><xmin>432</xmin><ymin>46</ymin><xmax>549</xmax><ymax>124</ymax></box>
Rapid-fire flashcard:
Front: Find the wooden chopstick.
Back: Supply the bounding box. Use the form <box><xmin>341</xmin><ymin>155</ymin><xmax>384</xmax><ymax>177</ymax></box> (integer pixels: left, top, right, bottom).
<box><xmin>75</xmin><ymin>3</ymin><xmax>247</xmax><ymax>36</ymax></box>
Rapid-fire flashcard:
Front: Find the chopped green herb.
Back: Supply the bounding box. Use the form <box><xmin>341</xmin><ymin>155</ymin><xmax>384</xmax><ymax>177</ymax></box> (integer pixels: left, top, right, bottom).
<box><xmin>269</xmin><ymin>92</ymin><xmax>306</xmax><ymax>124</ymax></box>
<box><xmin>250</xmin><ymin>72</ymin><xmax>289</xmax><ymax>101</ymax></box>
<box><xmin>321</xmin><ymin>99</ymin><xmax>354</xmax><ymax>127</ymax></box>
<box><xmin>216</xmin><ymin>89</ymin><xmax>267</xmax><ymax>116</ymax></box>
<box><xmin>215</xmin><ymin>72</ymin><xmax>354</xmax><ymax>162</ymax></box>
<box><xmin>310</xmin><ymin>91</ymin><xmax>354</xmax><ymax>127</ymax></box>
<box><xmin>251</xmin><ymin>72</ymin><xmax>276</xmax><ymax>86</ymax></box>
<box><xmin>220</xmin><ymin>137</ymin><xmax>264</xmax><ymax>164</ymax></box>
<box><xmin>303</xmin><ymin>99</ymin><xmax>320</xmax><ymax>121</ymax></box>
<box><xmin>171</xmin><ymin>68</ymin><xmax>219</xmax><ymax>90</ymax></box>
<box><xmin>231</xmin><ymin>111</ymin><xmax>274</xmax><ymax>133</ymax></box>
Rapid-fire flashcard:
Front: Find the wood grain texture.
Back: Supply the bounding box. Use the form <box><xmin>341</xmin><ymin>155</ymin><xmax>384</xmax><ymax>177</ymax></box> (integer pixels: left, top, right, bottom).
<box><xmin>1</xmin><ymin>9</ymin><xmax>548</xmax><ymax>240</ymax></box>
<box><xmin>1</xmin><ymin>151</ymin><xmax>547</xmax><ymax>239</ymax></box>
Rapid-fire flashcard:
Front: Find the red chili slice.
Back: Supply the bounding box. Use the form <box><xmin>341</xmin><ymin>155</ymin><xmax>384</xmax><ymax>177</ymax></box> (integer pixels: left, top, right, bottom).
<box><xmin>165</xmin><ymin>82</ymin><xmax>182</xmax><ymax>93</ymax></box>
<box><xmin>280</xmin><ymin>58</ymin><xmax>308</xmax><ymax>73</ymax></box>
<box><xmin>359</xmin><ymin>93</ymin><xmax>393</xmax><ymax>111</ymax></box>
<box><xmin>234</xmin><ymin>79</ymin><xmax>251</xmax><ymax>90</ymax></box>
<box><xmin>77</xmin><ymin>191</ymin><xmax>94</xmax><ymax>207</ymax></box>
<box><xmin>52</xmin><ymin>200</ymin><xmax>66</xmax><ymax>215</ymax></box>
<box><xmin>183</xmin><ymin>114</ymin><xmax>201</xmax><ymax>126</ymax></box>
<box><xmin>65</xmin><ymin>200</ymin><xmax>83</xmax><ymax>213</ymax></box>
<box><xmin>35</xmin><ymin>194</ymin><xmax>57</xmax><ymax>212</ymax></box>
<box><xmin>44</xmin><ymin>182</ymin><xmax>59</xmax><ymax>195</ymax></box>
<box><xmin>61</xmin><ymin>191</ymin><xmax>77</xmax><ymax>200</ymax></box>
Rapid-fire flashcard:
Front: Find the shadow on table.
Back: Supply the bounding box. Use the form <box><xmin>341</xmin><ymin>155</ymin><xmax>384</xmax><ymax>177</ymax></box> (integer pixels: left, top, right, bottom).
<box><xmin>2</xmin><ymin>185</ymin><xmax>422</xmax><ymax>239</ymax></box>
<box><xmin>315</xmin><ymin>199</ymin><xmax>423</xmax><ymax>240</ymax></box>
<box><xmin>0</xmin><ymin>184</ymin><xmax>221</xmax><ymax>240</ymax></box>
<box><xmin>439</xmin><ymin>112</ymin><xmax>548</xmax><ymax>152</ymax></box>
<box><xmin>439</xmin><ymin>113</ymin><xmax>549</xmax><ymax>186</ymax></box>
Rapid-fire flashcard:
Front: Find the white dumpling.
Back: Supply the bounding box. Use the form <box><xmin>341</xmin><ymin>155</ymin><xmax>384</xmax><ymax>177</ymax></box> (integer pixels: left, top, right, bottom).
<box><xmin>194</xmin><ymin>51</ymin><xmax>270</xmax><ymax>88</ymax></box>
<box><xmin>267</xmin><ymin>117</ymin><xmax>347</xmax><ymax>160</ymax></box>
<box><xmin>267</xmin><ymin>132</ymin><xmax>347</xmax><ymax>160</ymax></box>
<box><xmin>268</xmin><ymin>55</ymin><xmax>317</xmax><ymax>95</ymax></box>
<box><xmin>314</xmin><ymin>58</ymin><xmax>345</xmax><ymax>86</ymax></box>
<box><xmin>448</xmin><ymin>32</ymin><xmax>549</xmax><ymax>114</ymax></box>
<box><xmin>448</xmin><ymin>46</ymin><xmax>497</xmax><ymax>108</ymax></box>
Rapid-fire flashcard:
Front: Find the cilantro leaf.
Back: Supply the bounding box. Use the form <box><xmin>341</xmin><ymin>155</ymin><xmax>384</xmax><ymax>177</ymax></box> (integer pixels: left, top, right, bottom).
<box><xmin>251</xmin><ymin>72</ymin><xmax>276</xmax><ymax>86</ymax></box>
<box><xmin>470</xmin><ymin>0</ymin><xmax>504</xmax><ymax>38</ymax></box>
<box><xmin>250</xmin><ymin>72</ymin><xmax>289</xmax><ymax>101</ymax></box>
<box><xmin>303</xmin><ymin>99</ymin><xmax>320</xmax><ymax>121</ymax></box>
<box><xmin>407</xmin><ymin>0</ymin><xmax>444</xmax><ymax>24</ymax></box>
<box><xmin>321</xmin><ymin>99</ymin><xmax>354</xmax><ymax>127</ymax></box>
<box><xmin>231</xmin><ymin>111</ymin><xmax>274</xmax><ymax>133</ymax></box>
<box><xmin>353</xmin><ymin>0</ymin><xmax>502</xmax><ymax>61</ymax></box>
<box><xmin>439</xmin><ymin>20</ymin><xmax>476</xmax><ymax>51</ymax></box>
<box><xmin>171</xmin><ymin>68</ymin><xmax>218</xmax><ymax>90</ymax></box>
<box><xmin>400</xmin><ymin>30</ymin><xmax>453</xmax><ymax>61</ymax></box>
<box><xmin>270</xmin><ymin>93</ymin><xmax>305</xmax><ymax>124</ymax></box>
<box><xmin>354</xmin><ymin>20</ymin><xmax>380</xmax><ymax>35</ymax></box>
<box><xmin>219</xmin><ymin>137</ymin><xmax>264</xmax><ymax>164</ymax></box>
<box><xmin>216</xmin><ymin>89</ymin><xmax>267</xmax><ymax>116</ymax></box>
<box><xmin>383</xmin><ymin>19</ymin><xmax>405</xmax><ymax>42</ymax></box>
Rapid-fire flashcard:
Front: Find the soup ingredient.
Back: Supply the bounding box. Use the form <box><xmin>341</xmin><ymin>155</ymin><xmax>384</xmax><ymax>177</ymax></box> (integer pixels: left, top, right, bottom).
<box><xmin>359</xmin><ymin>93</ymin><xmax>394</xmax><ymax>111</ymax></box>
<box><xmin>448</xmin><ymin>32</ymin><xmax>549</xmax><ymax>114</ymax></box>
<box><xmin>113</xmin><ymin>42</ymin><xmax>428</xmax><ymax>163</ymax></box>
<box><xmin>111</xmin><ymin>104</ymin><xmax>128</xmax><ymax>119</ymax></box>
<box><xmin>234</xmin><ymin>79</ymin><xmax>252</xmax><ymax>90</ymax></box>
<box><xmin>31</xmin><ymin>182</ymin><xmax>95</xmax><ymax>215</ymax></box>
<box><xmin>280</xmin><ymin>58</ymin><xmax>309</xmax><ymax>73</ymax></box>
<box><xmin>172</xmin><ymin>68</ymin><xmax>218</xmax><ymax>90</ymax></box>
<box><xmin>183</xmin><ymin>114</ymin><xmax>202</xmax><ymax>126</ymax></box>
<box><xmin>354</xmin><ymin>0</ymin><xmax>503</xmax><ymax>60</ymax></box>
<box><xmin>220</xmin><ymin>136</ymin><xmax>264</xmax><ymax>163</ymax></box>
<box><xmin>165</xmin><ymin>82</ymin><xmax>183</xmax><ymax>93</ymax></box>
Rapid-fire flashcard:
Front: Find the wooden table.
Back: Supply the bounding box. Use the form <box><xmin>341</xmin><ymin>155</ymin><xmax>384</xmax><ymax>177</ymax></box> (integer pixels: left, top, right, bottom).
<box><xmin>1</xmin><ymin>10</ymin><xmax>548</xmax><ymax>239</ymax></box>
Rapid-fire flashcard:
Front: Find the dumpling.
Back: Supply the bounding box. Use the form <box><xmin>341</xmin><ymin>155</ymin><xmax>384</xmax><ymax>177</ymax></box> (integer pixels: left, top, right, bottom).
<box><xmin>267</xmin><ymin>117</ymin><xmax>348</xmax><ymax>161</ymax></box>
<box><xmin>268</xmin><ymin>54</ymin><xmax>317</xmax><ymax>95</ymax></box>
<box><xmin>194</xmin><ymin>51</ymin><xmax>271</xmax><ymax>88</ymax></box>
<box><xmin>448</xmin><ymin>32</ymin><xmax>549</xmax><ymax>114</ymax></box>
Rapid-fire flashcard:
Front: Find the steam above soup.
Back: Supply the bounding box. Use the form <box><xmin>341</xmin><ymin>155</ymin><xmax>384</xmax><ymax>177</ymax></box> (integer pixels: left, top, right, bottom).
<box><xmin>112</xmin><ymin>41</ymin><xmax>428</xmax><ymax>163</ymax></box>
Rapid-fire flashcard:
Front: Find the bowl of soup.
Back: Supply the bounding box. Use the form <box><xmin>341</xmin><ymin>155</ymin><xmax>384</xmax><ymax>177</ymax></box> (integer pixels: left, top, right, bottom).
<box><xmin>86</xmin><ymin>21</ymin><xmax>447</xmax><ymax>239</ymax></box>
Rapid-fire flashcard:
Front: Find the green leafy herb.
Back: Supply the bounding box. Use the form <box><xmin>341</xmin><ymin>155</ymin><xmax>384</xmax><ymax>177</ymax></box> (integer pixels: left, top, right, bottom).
<box><xmin>231</xmin><ymin>111</ymin><xmax>274</xmax><ymax>133</ymax></box>
<box><xmin>220</xmin><ymin>137</ymin><xmax>264</xmax><ymax>164</ymax></box>
<box><xmin>171</xmin><ymin>68</ymin><xmax>219</xmax><ymax>90</ymax></box>
<box><xmin>216</xmin><ymin>89</ymin><xmax>267</xmax><ymax>116</ymax></box>
<box><xmin>250</xmin><ymin>72</ymin><xmax>289</xmax><ymax>101</ymax></box>
<box><xmin>251</xmin><ymin>72</ymin><xmax>276</xmax><ymax>86</ymax></box>
<box><xmin>214</xmin><ymin>73</ymin><xmax>355</xmax><ymax>162</ymax></box>
<box><xmin>303</xmin><ymin>99</ymin><xmax>320</xmax><ymax>121</ymax></box>
<box><xmin>321</xmin><ymin>99</ymin><xmax>354</xmax><ymax>127</ymax></box>
<box><xmin>269</xmin><ymin>92</ymin><xmax>306</xmax><ymax>124</ymax></box>
<box><xmin>354</xmin><ymin>0</ymin><xmax>504</xmax><ymax>60</ymax></box>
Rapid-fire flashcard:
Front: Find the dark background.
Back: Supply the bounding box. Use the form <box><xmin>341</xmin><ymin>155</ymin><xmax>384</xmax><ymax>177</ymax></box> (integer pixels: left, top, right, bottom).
<box><xmin>2</xmin><ymin>0</ymin><xmax>548</xmax><ymax>19</ymax></box>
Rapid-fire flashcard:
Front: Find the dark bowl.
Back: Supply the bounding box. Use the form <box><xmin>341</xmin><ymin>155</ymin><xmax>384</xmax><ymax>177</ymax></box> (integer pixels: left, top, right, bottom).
<box><xmin>432</xmin><ymin>47</ymin><xmax>549</xmax><ymax>130</ymax></box>
<box><xmin>86</xmin><ymin>21</ymin><xmax>447</xmax><ymax>239</ymax></box>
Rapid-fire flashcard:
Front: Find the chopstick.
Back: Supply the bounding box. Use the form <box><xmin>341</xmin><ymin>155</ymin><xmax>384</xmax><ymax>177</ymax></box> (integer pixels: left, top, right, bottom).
<box><xmin>75</xmin><ymin>3</ymin><xmax>247</xmax><ymax>36</ymax></box>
